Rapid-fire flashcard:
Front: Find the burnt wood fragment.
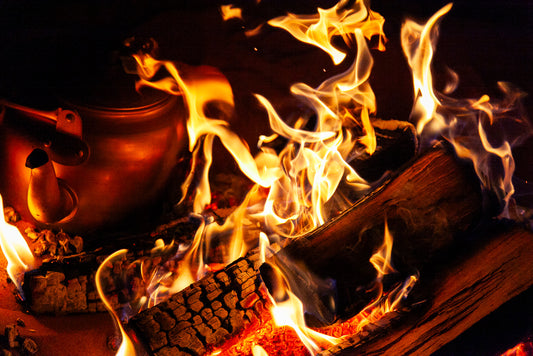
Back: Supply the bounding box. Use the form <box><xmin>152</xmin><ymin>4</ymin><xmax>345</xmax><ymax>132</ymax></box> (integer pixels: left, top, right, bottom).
<box><xmin>23</xmin><ymin>259</ymin><xmax>102</xmax><ymax>314</ymax></box>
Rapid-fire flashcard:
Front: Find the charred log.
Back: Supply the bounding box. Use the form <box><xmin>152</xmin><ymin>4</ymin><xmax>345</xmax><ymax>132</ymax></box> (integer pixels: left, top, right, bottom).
<box><xmin>20</xmin><ymin>217</ymin><xmax>198</xmax><ymax>314</ymax></box>
<box><xmin>128</xmin><ymin>255</ymin><xmax>266</xmax><ymax>356</ymax></box>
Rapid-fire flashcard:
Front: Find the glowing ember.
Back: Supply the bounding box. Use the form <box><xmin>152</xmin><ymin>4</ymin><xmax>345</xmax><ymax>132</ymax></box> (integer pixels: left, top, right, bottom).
<box><xmin>500</xmin><ymin>341</ymin><xmax>533</xmax><ymax>356</ymax></box>
<box><xmin>0</xmin><ymin>194</ymin><xmax>36</xmax><ymax>298</ymax></box>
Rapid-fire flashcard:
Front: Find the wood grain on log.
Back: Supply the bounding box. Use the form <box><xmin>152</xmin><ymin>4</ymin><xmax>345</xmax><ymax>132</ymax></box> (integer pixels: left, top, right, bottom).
<box><xmin>321</xmin><ymin>226</ymin><xmax>533</xmax><ymax>355</ymax></box>
<box><xmin>278</xmin><ymin>145</ymin><xmax>484</xmax><ymax>320</ymax></box>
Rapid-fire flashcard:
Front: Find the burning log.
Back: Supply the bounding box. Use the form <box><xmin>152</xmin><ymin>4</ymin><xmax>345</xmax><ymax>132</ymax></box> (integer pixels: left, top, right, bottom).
<box><xmin>15</xmin><ymin>209</ymin><xmax>206</xmax><ymax>314</ymax></box>
<box><xmin>319</xmin><ymin>226</ymin><xmax>533</xmax><ymax>355</ymax></box>
<box><xmin>129</xmin><ymin>144</ymin><xmax>486</xmax><ymax>355</ymax></box>
<box><xmin>128</xmin><ymin>254</ymin><xmax>267</xmax><ymax>356</ymax></box>
<box><xmin>277</xmin><ymin>144</ymin><xmax>485</xmax><ymax>321</ymax></box>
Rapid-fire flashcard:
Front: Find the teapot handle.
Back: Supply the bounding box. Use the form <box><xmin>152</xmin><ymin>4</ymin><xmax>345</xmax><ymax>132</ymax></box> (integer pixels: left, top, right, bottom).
<box><xmin>0</xmin><ymin>99</ymin><xmax>89</xmax><ymax>165</ymax></box>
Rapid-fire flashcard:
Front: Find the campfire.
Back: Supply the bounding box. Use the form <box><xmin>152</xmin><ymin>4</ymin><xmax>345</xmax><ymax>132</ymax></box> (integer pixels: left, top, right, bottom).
<box><xmin>0</xmin><ymin>1</ymin><xmax>532</xmax><ymax>355</ymax></box>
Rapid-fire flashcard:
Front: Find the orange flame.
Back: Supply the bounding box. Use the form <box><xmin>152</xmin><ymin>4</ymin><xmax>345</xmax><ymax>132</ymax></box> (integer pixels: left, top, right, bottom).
<box><xmin>369</xmin><ymin>219</ymin><xmax>395</xmax><ymax>278</ymax></box>
<box><xmin>268</xmin><ymin>290</ymin><xmax>339</xmax><ymax>355</ymax></box>
<box><xmin>261</xmin><ymin>241</ymin><xmax>339</xmax><ymax>356</ymax></box>
<box><xmin>401</xmin><ymin>3</ymin><xmax>452</xmax><ymax>135</ymax></box>
<box><xmin>252</xmin><ymin>344</ymin><xmax>269</xmax><ymax>356</ymax></box>
<box><xmin>0</xmin><ymin>194</ymin><xmax>36</xmax><ymax>297</ymax></box>
<box><xmin>95</xmin><ymin>250</ymin><xmax>136</xmax><ymax>356</ymax></box>
<box><xmin>220</xmin><ymin>5</ymin><xmax>243</xmax><ymax>21</ymax></box>
<box><xmin>253</xmin><ymin>14</ymin><xmax>381</xmax><ymax>236</ymax></box>
<box><xmin>268</xmin><ymin>0</ymin><xmax>386</xmax><ymax>65</ymax></box>
<box><xmin>501</xmin><ymin>341</ymin><xmax>533</xmax><ymax>356</ymax></box>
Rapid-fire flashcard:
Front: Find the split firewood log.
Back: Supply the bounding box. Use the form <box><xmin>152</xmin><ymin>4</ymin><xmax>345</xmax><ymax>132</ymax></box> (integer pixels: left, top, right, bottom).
<box><xmin>270</xmin><ymin>144</ymin><xmax>485</xmax><ymax>323</ymax></box>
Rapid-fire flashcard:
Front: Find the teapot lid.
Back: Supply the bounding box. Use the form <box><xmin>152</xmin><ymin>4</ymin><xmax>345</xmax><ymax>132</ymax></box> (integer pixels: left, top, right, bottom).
<box><xmin>56</xmin><ymin>60</ymin><xmax>171</xmax><ymax>111</ymax></box>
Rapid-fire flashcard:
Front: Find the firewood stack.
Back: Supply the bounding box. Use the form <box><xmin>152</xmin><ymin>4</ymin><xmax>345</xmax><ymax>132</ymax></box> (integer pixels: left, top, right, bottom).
<box><xmin>129</xmin><ymin>254</ymin><xmax>267</xmax><ymax>356</ymax></box>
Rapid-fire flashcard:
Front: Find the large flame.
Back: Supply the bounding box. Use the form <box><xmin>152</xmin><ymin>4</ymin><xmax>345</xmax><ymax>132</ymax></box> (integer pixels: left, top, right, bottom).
<box><xmin>0</xmin><ymin>194</ymin><xmax>36</xmax><ymax>298</ymax></box>
<box><xmin>126</xmin><ymin>0</ymin><xmax>385</xmax><ymax>298</ymax></box>
<box><xmin>401</xmin><ymin>3</ymin><xmax>532</xmax><ymax>219</ymax></box>
<box><xmin>123</xmin><ymin>0</ymin><xmax>404</xmax><ymax>353</ymax></box>
<box><xmin>100</xmin><ymin>0</ymin><xmax>530</xmax><ymax>354</ymax></box>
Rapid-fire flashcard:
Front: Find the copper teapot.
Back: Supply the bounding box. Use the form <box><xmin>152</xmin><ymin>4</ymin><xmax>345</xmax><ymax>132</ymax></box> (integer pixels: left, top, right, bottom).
<box><xmin>0</xmin><ymin>85</ymin><xmax>187</xmax><ymax>235</ymax></box>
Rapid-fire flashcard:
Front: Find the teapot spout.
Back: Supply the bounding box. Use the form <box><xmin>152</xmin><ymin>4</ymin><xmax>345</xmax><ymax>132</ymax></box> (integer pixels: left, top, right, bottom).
<box><xmin>25</xmin><ymin>149</ymin><xmax>77</xmax><ymax>224</ymax></box>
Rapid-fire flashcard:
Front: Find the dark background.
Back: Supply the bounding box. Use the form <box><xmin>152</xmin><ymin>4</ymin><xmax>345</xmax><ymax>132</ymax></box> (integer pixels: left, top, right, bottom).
<box><xmin>0</xmin><ymin>1</ymin><xmax>531</xmax><ymax>354</ymax></box>
<box><xmin>0</xmin><ymin>0</ymin><xmax>531</xmax><ymax>113</ymax></box>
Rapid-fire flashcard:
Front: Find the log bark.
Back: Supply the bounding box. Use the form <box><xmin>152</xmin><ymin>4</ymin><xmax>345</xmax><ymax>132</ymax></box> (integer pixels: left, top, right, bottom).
<box><xmin>320</xmin><ymin>226</ymin><xmax>533</xmax><ymax>356</ymax></box>
<box><xmin>128</xmin><ymin>255</ymin><xmax>266</xmax><ymax>356</ymax></box>
<box><xmin>276</xmin><ymin>145</ymin><xmax>485</xmax><ymax>321</ymax></box>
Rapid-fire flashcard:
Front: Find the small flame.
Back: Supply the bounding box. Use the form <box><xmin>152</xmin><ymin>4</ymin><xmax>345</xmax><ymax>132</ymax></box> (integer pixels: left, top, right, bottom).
<box><xmin>269</xmin><ymin>290</ymin><xmax>339</xmax><ymax>355</ymax></box>
<box><xmin>358</xmin><ymin>106</ymin><xmax>376</xmax><ymax>155</ymax></box>
<box><xmin>329</xmin><ymin>223</ymin><xmax>417</xmax><ymax>336</ymax></box>
<box><xmin>220</xmin><ymin>5</ymin><xmax>243</xmax><ymax>21</ymax></box>
<box><xmin>369</xmin><ymin>219</ymin><xmax>395</xmax><ymax>278</ymax></box>
<box><xmin>95</xmin><ymin>250</ymin><xmax>136</xmax><ymax>356</ymax></box>
<box><xmin>0</xmin><ymin>194</ymin><xmax>36</xmax><ymax>297</ymax></box>
<box><xmin>244</xmin><ymin>24</ymin><xmax>265</xmax><ymax>38</ymax></box>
